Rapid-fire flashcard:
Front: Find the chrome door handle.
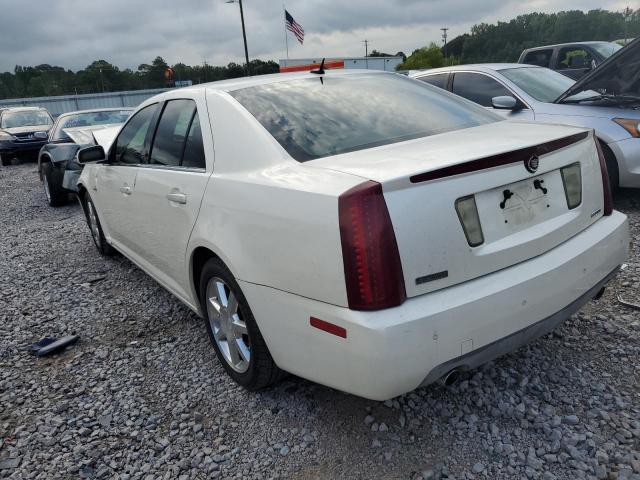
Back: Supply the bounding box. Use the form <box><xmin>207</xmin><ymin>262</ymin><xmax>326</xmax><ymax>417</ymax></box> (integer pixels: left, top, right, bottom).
<box><xmin>120</xmin><ymin>186</ymin><xmax>132</xmax><ymax>195</ymax></box>
<box><xmin>167</xmin><ymin>192</ymin><xmax>187</xmax><ymax>204</ymax></box>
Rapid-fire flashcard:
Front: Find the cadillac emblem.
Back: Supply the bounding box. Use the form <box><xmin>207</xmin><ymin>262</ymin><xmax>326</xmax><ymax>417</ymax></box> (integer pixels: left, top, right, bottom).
<box><xmin>525</xmin><ymin>155</ymin><xmax>539</xmax><ymax>173</ymax></box>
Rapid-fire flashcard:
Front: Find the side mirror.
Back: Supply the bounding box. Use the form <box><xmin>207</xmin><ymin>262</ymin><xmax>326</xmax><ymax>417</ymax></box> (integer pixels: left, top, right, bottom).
<box><xmin>77</xmin><ymin>145</ymin><xmax>106</xmax><ymax>164</ymax></box>
<box><xmin>492</xmin><ymin>95</ymin><xmax>518</xmax><ymax>110</ymax></box>
<box><xmin>33</xmin><ymin>131</ymin><xmax>48</xmax><ymax>140</ymax></box>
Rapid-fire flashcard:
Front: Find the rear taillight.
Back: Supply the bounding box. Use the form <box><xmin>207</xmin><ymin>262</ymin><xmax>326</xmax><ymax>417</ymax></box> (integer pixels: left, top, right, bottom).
<box><xmin>339</xmin><ymin>181</ymin><xmax>406</xmax><ymax>311</ymax></box>
<box><xmin>594</xmin><ymin>137</ymin><xmax>613</xmax><ymax>216</ymax></box>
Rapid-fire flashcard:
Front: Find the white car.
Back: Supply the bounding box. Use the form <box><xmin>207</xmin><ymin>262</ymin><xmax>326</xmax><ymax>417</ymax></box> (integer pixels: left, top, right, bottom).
<box><xmin>76</xmin><ymin>70</ymin><xmax>629</xmax><ymax>400</ymax></box>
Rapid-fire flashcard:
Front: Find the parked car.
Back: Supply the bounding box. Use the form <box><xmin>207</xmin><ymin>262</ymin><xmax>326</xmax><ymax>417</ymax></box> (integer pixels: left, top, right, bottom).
<box><xmin>518</xmin><ymin>41</ymin><xmax>622</xmax><ymax>79</ymax></box>
<box><xmin>0</xmin><ymin>107</ymin><xmax>53</xmax><ymax>166</ymax></box>
<box><xmin>75</xmin><ymin>70</ymin><xmax>628</xmax><ymax>400</ymax></box>
<box><xmin>37</xmin><ymin>108</ymin><xmax>132</xmax><ymax>206</ymax></box>
<box><xmin>410</xmin><ymin>39</ymin><xmax>640</xmax><ymax>190</ymax></box>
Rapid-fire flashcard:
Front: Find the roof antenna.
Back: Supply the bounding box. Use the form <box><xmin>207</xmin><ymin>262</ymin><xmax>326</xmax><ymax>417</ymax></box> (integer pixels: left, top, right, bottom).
<box><xmin>310</xmin><ymin>58</ymin><xmax>325</xmax><ymax>74</ymax></box>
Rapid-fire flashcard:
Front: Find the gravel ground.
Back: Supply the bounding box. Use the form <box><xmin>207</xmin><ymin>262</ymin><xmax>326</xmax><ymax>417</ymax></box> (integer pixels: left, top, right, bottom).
<box><xmin>0</xmin><ymin>161</ymin><xmax>639</xmax><ymax>480</ymax></box>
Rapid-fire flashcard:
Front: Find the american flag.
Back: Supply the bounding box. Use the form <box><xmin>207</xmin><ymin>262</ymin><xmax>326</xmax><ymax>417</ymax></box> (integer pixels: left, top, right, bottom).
<box><xmin>285</xmin><ymin>10</ymin><xmax>304</xmax><ymax>45</ymax></box>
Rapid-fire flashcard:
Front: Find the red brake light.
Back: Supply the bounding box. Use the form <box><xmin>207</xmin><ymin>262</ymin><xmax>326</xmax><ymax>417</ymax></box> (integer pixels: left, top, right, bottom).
<box><xmin>338</xmin><ymin>181</ymin><xmax>406</xmax><ymax>311</ymax></box>
<box><xmin>594</xmin><ymin>137</ymin><xmax>613</xmax><ymax>216</ymax></box>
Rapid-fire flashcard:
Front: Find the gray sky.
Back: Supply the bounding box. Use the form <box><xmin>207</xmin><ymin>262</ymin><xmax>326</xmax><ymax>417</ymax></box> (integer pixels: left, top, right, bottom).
<box><xmin>0</xmin><ymin>0</ymin><xmax>628</xmax><ymax>73</ymax></box>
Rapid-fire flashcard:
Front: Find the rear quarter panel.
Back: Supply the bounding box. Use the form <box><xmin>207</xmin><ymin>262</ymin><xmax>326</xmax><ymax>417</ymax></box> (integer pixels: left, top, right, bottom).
<box><xmin>187</xmin><ymin>91</ymin><xmax>363</xmax><ymax>307</ymax></box>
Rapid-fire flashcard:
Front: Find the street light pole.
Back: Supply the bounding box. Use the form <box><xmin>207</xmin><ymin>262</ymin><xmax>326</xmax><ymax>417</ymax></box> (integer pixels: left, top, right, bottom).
<box><xmin>226</xmin><ymin>0</ymin><xmax>251</xmax><ymax>76</ymax></box>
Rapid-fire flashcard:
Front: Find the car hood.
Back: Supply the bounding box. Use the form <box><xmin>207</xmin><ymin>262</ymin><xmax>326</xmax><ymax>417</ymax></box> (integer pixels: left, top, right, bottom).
<box><xmin>555</xmin><ymin>37</ymin><xmax>640</xmax><ymax>103</ymax></box>
<box><xmin>64</xmin><ymin>123</ymin><xmax>122</xmax><ymax>151</ymax></box>
<box><xmin>1</xmin><ymin>124</ymin><xmax>51</xmax><ymax>135</ymax></box>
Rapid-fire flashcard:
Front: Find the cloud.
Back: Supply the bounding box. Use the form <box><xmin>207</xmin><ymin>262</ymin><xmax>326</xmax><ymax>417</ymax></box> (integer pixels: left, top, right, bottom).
<box><xmin>0</xmin><ymin>0</ymin><xmax>627</xmax><ymax>72</ymax></box>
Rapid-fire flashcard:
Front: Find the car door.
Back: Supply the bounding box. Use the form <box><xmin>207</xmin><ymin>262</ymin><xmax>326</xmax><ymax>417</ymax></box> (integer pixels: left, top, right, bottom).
<box><xmin>95</xmin><ymin>103</ymin><xmax>159</xmax><ymax>248</ymax></box>
<box><xmin>555</xmin><ymin>46</ymin><xmax>595</xmax><ymax>80</ymax></box>
<box><xmin>451</xmin><ymin>71</ymin><xmax>534</xmax><ymax>120</ymax></box>
<box><xmin>122</xmin><ymin>97</ymin><xmax>211</xmax><ymax>298</ymax></box>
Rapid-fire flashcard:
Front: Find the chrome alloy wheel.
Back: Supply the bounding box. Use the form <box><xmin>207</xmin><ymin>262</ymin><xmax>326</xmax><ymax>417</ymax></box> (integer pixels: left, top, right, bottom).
<box><xmin>86</xmin><ymin>200</ymin><xmax>101</xmax><ymax>246</ymax></box>
<box><xmin>206</xmin><ymin>277</ymin><xmax>250</xmax><ymax>373</ymax></box>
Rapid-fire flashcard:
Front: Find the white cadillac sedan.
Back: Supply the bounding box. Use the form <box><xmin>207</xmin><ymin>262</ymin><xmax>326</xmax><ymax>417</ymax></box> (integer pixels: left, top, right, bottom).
<box><xmin>76</xmin><ymin>70</ymin><xmax>629</xmax><ymax>400</ymax></box>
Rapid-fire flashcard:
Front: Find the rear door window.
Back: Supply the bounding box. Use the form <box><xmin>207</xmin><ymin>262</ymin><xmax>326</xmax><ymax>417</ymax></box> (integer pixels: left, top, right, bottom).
<box><xmin>181</xmin><ymin>114</ymin><xmax>206</xmax><ymax>169</ymax></box>
<box><xmin>522</xmin><ymin>49</ymin><xmax>553</xmax><ymax>67</ymax></box>
<box><xmin>417</xmin><ymin>73</ymin><xmax>449</xmax><ymax>90</ymax></box>
<box><xmin>150</xmin><ymin>99</ymin><xmax>196</xmax><ymax>167</ymax></box>
<box><xmin>451</xmin><ymin>72</ymin><xmax>512</xmax><ymax>107</ymax></box>
<box><xmin>556</xmin><ymin>47</ymin><xmax>594</xmax><ymax>70</ymax></box>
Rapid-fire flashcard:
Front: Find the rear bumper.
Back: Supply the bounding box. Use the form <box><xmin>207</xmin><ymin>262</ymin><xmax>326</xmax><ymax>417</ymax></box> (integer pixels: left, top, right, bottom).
<box><xmin>240</xmin><ymin>211</ymin><xmax>629</xmax><ymax>400</ymax></box>
<box><xmin>609</xmin><ymin>137</ymin><xmax>640</xmax><ymax>188</ymax></box>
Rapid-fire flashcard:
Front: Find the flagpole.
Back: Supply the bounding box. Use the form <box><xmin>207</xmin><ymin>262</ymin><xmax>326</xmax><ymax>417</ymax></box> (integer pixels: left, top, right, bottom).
<box><xmin>283</xmin><ymin>3</ymin><xmax>289</xmax><ymax>64</ymax></box>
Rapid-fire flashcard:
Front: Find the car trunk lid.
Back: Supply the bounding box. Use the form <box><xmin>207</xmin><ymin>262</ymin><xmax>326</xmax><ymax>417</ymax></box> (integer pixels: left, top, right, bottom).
<box><xmin>309</xmin><ymin>121</ymin><xmax>605</xmax><ymax>298</ymax></box>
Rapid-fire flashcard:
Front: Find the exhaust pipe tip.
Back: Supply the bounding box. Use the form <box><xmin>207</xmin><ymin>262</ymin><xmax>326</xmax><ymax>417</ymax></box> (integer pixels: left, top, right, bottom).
<box><xmin>441</xmin><ymin>369</ymin><xmax>461</xmax><ymax>387</ymax></box>
<box><xmin>593</xmin><ymin>286</ymin><xmax>606</xmax><ymax>301</ymax></box>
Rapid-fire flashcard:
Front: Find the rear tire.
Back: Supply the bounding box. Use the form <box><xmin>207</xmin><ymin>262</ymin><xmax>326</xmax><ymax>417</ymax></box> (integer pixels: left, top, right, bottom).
<box><xmin>599</xmin><ymin>140</ymin><xmax>619</xmax><ymax>193</ymax></box>
<box><xmin>199</xmin><ymin>258</ymin><xmax>284</xmax><ymax>390</ymax></box>
<box><xmin>42</xmin><ymin>162</ymin><xmax>67</xmax><ymax>207</ymax></box>
<box><xmin>83</xmin><ymin>194</ymin><xmax>114</xmax><ymax>256</ymax></box>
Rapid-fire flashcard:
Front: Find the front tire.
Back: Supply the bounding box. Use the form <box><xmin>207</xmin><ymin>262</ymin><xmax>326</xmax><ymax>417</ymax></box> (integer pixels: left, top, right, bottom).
<box><xmin>0</xmin><ymin>154</ymin><xmax>12</xmax><ymax>166</ymax></box>
<box><xmin>83</xmin><ymin>194</ymin><xmax>114</xmax><ymax>256</ymax></box>
<box><xmin>42</xmin><ymin>162</ymin><xmax>67</xmax><ymax>207</ymax></box>
<box><xmin>199</xmin><ymin>258</ymin><xmax>283</xmax><ymax>390</ymax></box>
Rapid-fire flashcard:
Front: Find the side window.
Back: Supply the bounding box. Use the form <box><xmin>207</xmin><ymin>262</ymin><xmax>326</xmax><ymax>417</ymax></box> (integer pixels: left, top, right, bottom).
<box><xmin>523</xmin><ymin>49</ymin><xmax>553</xmax><ymax>67</ymax></box>
<box><xmin>556</xmin><ymin>47</ymin><xmax>593</xmax><ymax>70</ymax></box>
<box><xmin>113</xmin><ymin>104</ymin><xmax>158</xmax><ymax>165</ymax></box>
<box><xmin>418</xmin><ymin>73</ymin><xmax>448</xmax><ymax>90</ymax></box>
<box><xmin>451</xmin><ymin>72</ymin><xmax>512</xmax><ymax>108</ymax></box>
<box><xmin>149</xmin><ymin>99</ymin><xmax>196</xmax><ymax>167</ymax></box>
<box><xmin>182</xmin><ymin>113</ymin><xmax>206</xmax><ymax>169</ymax></box>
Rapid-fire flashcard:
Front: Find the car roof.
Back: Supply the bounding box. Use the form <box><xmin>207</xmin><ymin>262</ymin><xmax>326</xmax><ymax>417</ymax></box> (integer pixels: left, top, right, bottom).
<box><xmin>57</xmin><ymin>107</ymin><xmax>133</xmax><ymax>119</ymax></box>
<box><xmin>410</xmin><ymin>63</ymin><xmax>538</xmax><ymax>76</ymax></box>
<box><xmin>171</xmin><ymin>69</ymin><xmax>395</xmax><ymax>95</ymax></box>
<box><xmin>523</xmin><ymin>41</ymin><xmax>616</xmax><ymax>51</ymax></box>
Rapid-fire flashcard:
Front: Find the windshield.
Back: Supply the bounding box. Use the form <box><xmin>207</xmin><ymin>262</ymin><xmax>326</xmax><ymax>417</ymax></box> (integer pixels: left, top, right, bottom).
<box><xmin>1</xmin><ymin>110</ymin><xmax>52</xmax><ymax>129</ymax></box>
<box><xmin>230</xmin><ymin>74</ymin><xmax>500</xmax><ymax>162</ymax></box>
<box><xmin>53</xmin><ymin>110</ymin><xmax>132</xmax><ymax>141</ymax></box>
<box><xmin>500</xmin><ymin>67</ymin><xmax>597</xmax><ymax>103</ymax></box>
<box><xmin>591</xmin><ymin>42</ymin><xmax>623</xmax><ymax>59</ymax></box>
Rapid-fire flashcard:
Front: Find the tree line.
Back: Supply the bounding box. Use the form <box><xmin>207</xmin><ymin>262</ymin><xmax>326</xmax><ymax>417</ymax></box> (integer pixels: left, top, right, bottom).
<box><xmin>0</xmin><ymin>8</ymin><xmax>638</xmax><ymax>99</ymax></box>
<box><xmin>0</xmin><ymin>57</ymin><xmax>279</xmax><ymax>100</ymax></box>
<box><xmin>399</xmin><ymin>8</ymin><xmax>639</xmax><ymax>70</ymax></box>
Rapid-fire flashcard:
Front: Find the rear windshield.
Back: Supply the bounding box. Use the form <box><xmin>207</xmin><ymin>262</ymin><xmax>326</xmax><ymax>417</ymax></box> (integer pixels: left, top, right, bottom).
<box><xmin>230</xmin><ymin>74</ymin><xmax>500</xmax><ymax>161</ymax></box>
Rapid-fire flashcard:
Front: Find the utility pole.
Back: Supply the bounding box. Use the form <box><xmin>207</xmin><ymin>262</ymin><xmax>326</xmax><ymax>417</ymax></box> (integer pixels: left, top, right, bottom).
<box><xmin>441</xmin><ymin>27</ymin><xmax>449</xmax><ymax>61</ymax></box>
<box><xmin>99</xmin><ymin>68</ymin><xmax>105</xmax><ymax>93</ymax></box>
<box><xmin>226</xmin><ymin>0</ymin><xmax>251</xmax><ymax>76</ymax></box>
<box><xmin>363</xmin><ymin>39</ymin><xmax>369</xmax><ymax>69</ymax></box>
<box><xmin>623</xmin><ymin>6</ymin><xmax>632</xmax><ymax>44</ymax></box>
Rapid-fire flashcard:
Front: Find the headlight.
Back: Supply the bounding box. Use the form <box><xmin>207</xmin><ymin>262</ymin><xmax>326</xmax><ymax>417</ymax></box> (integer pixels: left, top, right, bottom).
<box><xmin>0</xmin><ymin>131</ymin><xmax>14</xmax><ymax>141</ymax></box>
<box><xmin>613</xmin><ymin>118</ymin><xmax>640</xmax><ymax>138</ymax></box>
<box><xmin>455</xmin><ymin>195</ymin><xmax>484</xmax><ymax>247</ymax></box>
